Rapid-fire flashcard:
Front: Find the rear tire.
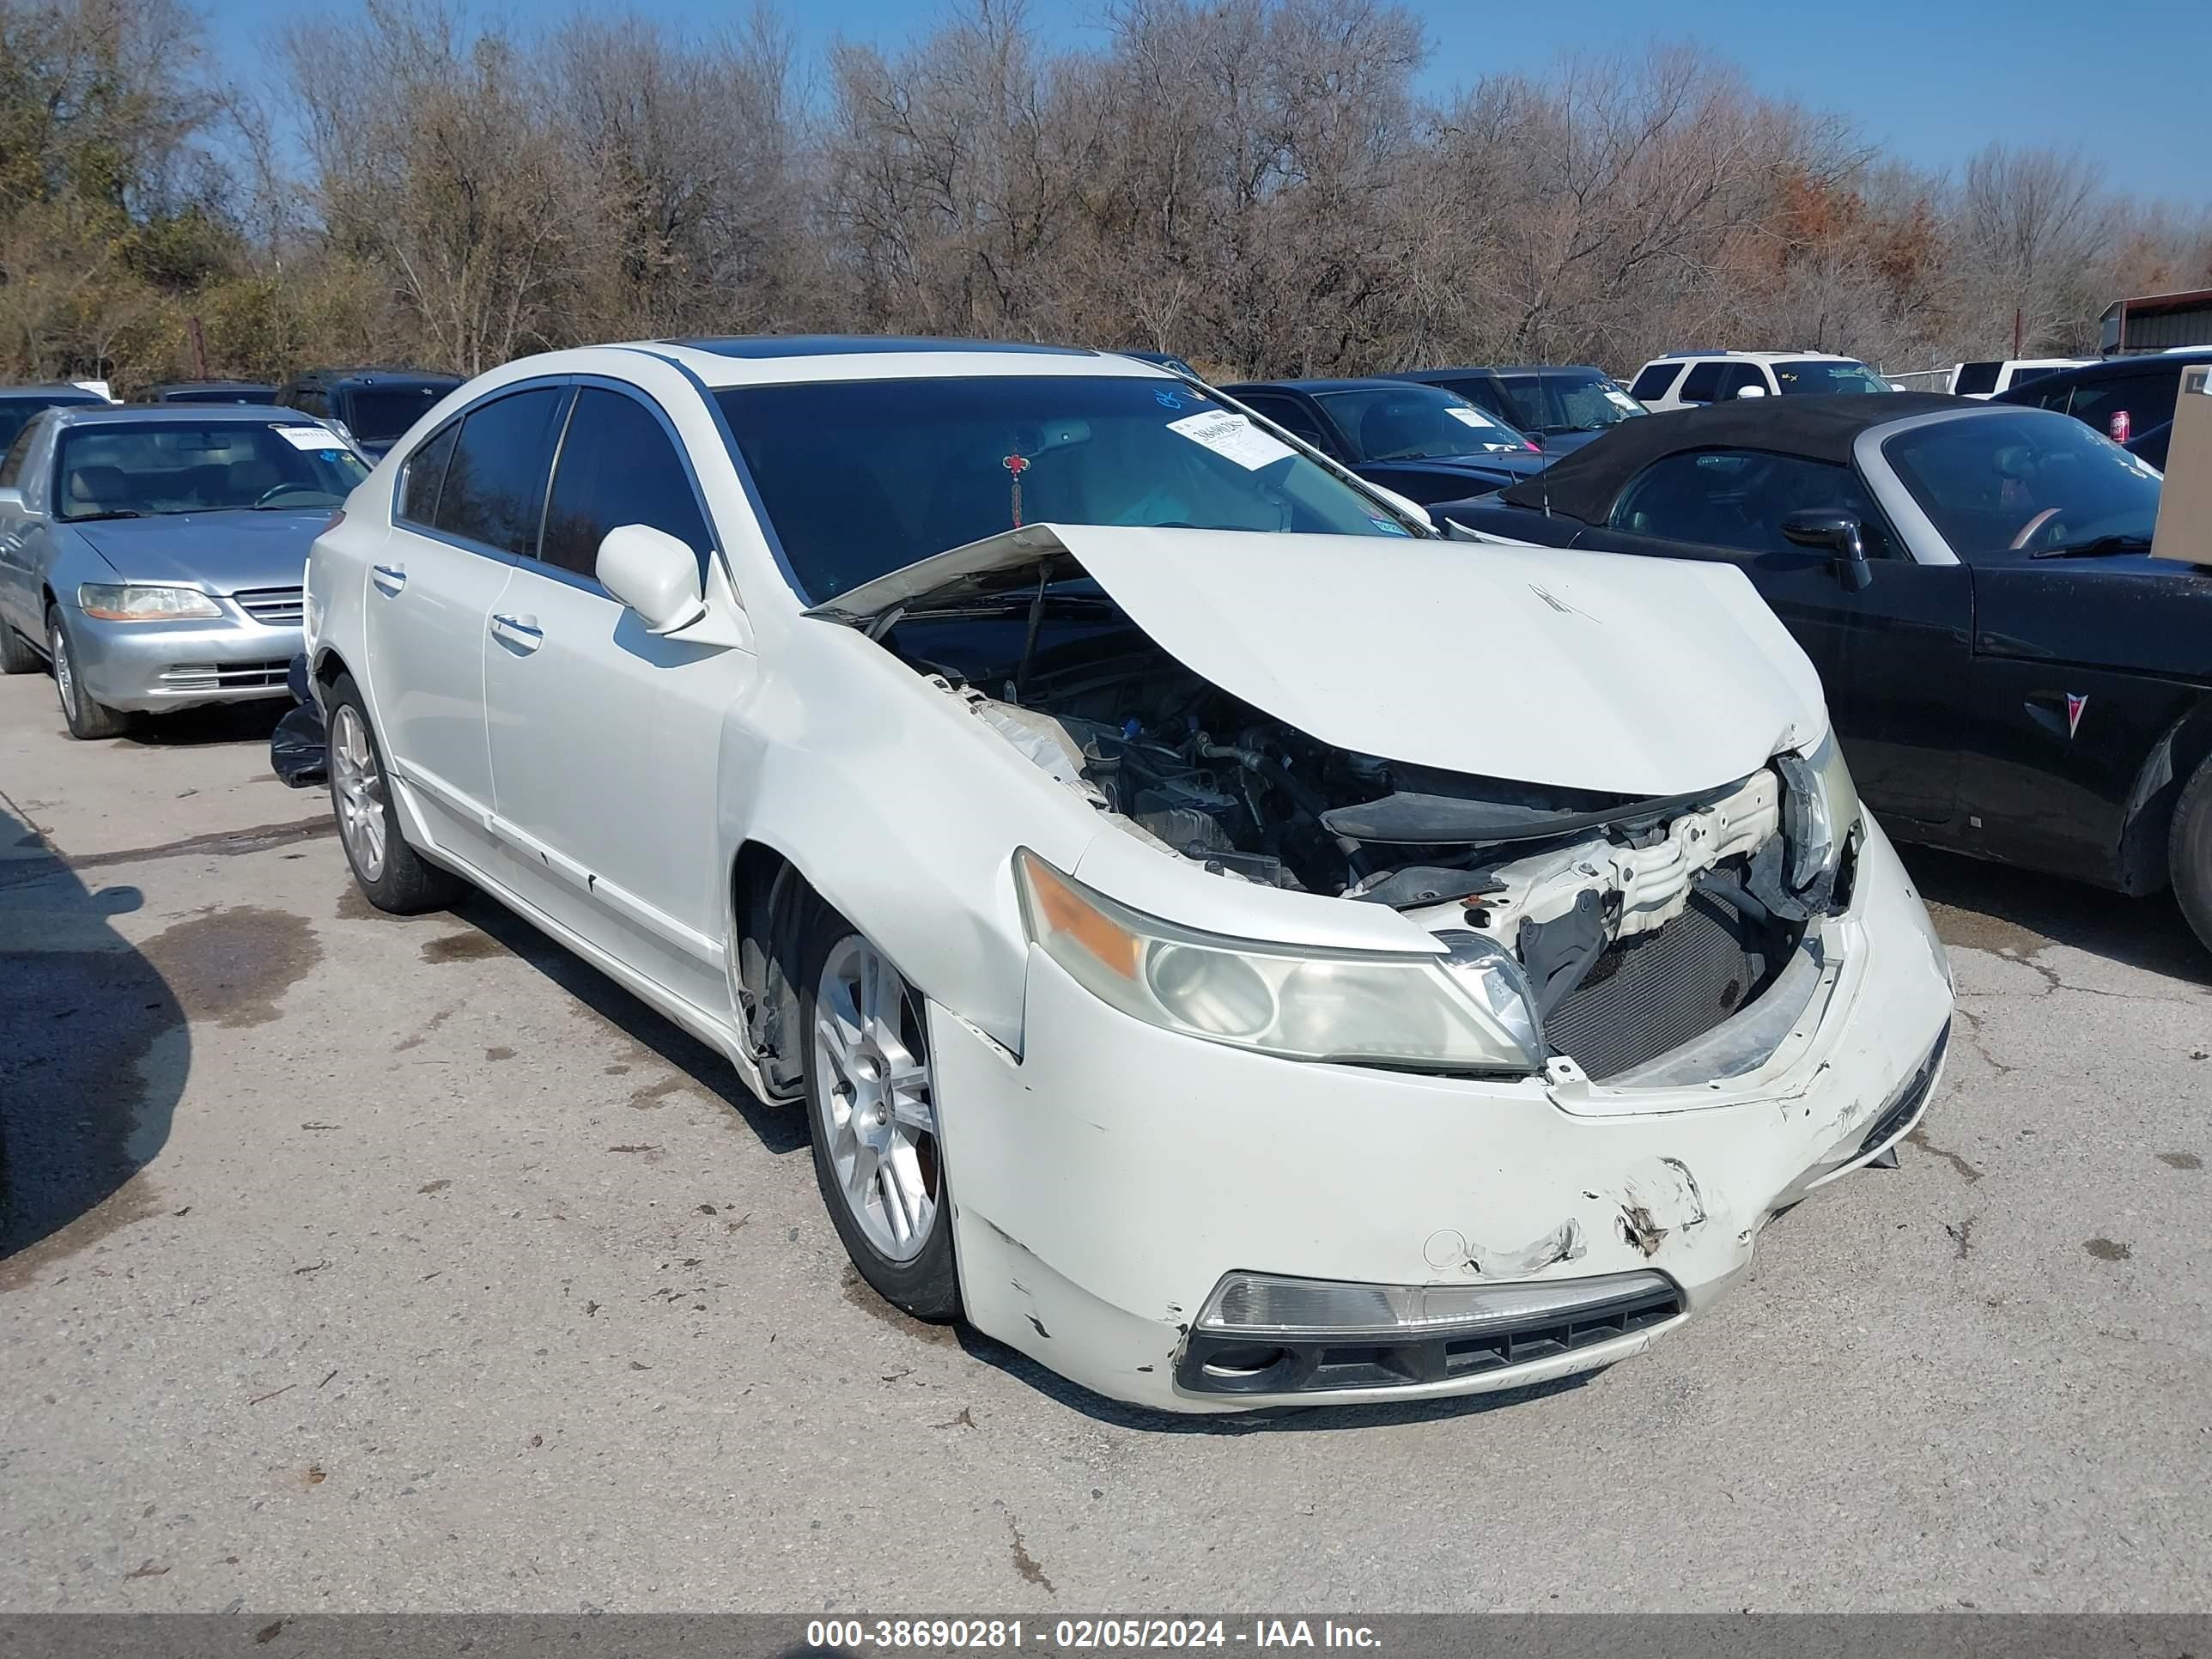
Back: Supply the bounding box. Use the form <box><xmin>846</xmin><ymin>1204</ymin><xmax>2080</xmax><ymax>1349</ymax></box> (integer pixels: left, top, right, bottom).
<box><xmin>325</xmin><ymin>672</ymin><xmax>463</xmax><ymax>915</ymax></box>
<box><xmin>46</xmin><ymin>605</ymin><xmax>127</xmax><ymax>738</ymax></box>
<box><xmin>2172</xmin><ymin>755</ymin><xmax>2212</xmax><ymax>957</ymax></box>
<box><xmin>0</xmin><ymin>622</ymin><xmax>40</xmax><ymax>675</ymax></box>
<box><xmin>798</xmin><ymin>904</ymin><xmax>959</xmax><ymax>1322</ymax></box>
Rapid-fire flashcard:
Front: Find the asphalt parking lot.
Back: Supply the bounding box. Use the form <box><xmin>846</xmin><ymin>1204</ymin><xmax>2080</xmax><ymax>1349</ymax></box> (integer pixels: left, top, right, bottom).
<box><xmin>3</xmin><ymin>672</ymin><xmax>2210</xmax><ymax>1614</ymax></box>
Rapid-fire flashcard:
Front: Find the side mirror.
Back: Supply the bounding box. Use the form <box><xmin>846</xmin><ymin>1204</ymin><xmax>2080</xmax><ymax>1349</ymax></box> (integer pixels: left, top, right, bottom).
<box><xmin>1735</xmin><ymin>384</ymin><xmax>1769</xmax><ymax>399</ymax></box>
<box><xmin>597</xmin><ymin>523</ymin><xmax>708</xmax><ymax>634</ymax></box>
<box><xmin>0</xmin><ymin>487</ymin><xmax>27</xmax><ymax>516</ymax></box>
<box><xmin>1781</xmin><ymin>511</ymin><xmax>1872</xmax><ymax>592</ymax></box>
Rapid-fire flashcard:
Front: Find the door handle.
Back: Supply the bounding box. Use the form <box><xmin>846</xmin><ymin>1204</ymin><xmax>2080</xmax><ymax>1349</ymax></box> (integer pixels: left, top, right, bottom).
<box><xmin>372</xmin><ymin>563</ymin><xmax>406</xmax><ymax>595</ymax></box>
<box><xmin>490</xmin><ymin>612</ymin><xmax>544</xmax><ymax>653</ymax></box>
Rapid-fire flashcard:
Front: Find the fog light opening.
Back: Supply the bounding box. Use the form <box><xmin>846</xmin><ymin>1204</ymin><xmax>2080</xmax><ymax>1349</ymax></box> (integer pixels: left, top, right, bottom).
<box><xmin>1198</xmin><ymin>1345</ymin><xmax>1288</xmax><ymax>1380</ymax></box>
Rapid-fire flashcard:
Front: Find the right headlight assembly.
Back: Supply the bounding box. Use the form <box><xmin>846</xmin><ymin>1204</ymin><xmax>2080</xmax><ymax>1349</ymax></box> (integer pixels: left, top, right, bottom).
<box><xmin>1778</xmin><ymin>728</ymin><xmax>1863</xmax><ymax>892</ymax></box>
<box><xmin>1012</xmin><ymin>849</ymin><xmax>1544</xmax><ymax>1074</ymax></box>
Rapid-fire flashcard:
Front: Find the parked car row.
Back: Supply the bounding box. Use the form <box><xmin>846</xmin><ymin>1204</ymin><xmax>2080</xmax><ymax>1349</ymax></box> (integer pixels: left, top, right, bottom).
<box><xmin>19</xmin><ymin>329</ymin><xmax>2201</xmax><ymax>1421</ymax></box>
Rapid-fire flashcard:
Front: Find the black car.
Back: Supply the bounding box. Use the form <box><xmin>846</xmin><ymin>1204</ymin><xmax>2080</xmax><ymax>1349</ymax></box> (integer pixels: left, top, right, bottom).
<box><xmin>1220</xmin><ymin>377</ymin><xmax>1546</xmax><ymax>505</ymax></box>
<box><xmin>0</xmin><ymin>385</ymin><xmax>106</xmax><ymax>451</ymax></box>
<box><xmin>276</xmin><ymin>367</ymin><xmax>462</xmax><ymax>459</ymax></box>
<box><xmin>1436</xmin><ymin>395</ymin><xmax>2212</xmax><ymax>951</ymax></box>
<box><xmin>1992</xmin><ymin>348</ymin><xmax>2212</xmax><ymax>465</ymax></box>
<box><xmin>1394</xmin><ymin>363</ymin><xmax>1647</xmax><ymax>456</ymax></box>
<box><xmin>143</xmin><ymin>380</ymin><xmax>278</xmax><ymax>404</ymax></box>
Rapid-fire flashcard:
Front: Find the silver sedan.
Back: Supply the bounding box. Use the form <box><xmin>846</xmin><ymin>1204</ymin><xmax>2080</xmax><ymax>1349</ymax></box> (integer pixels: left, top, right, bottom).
<box><xmin>0</xmin><ymin>404</ymin><xmax>368</xmax><ymax>737</ymax></box>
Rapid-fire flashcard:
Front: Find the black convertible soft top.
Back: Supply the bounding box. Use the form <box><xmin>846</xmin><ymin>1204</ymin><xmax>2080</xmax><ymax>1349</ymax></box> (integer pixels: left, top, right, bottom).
<box><xmin>1495</xmin><ymin>392</ymin><xmax>1972</xmax><ymax>524</ymax></box>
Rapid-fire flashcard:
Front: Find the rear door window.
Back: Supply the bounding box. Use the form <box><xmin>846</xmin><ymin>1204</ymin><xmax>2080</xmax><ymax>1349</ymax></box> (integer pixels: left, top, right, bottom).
<box><xmin>538</xmin><ymin>387</ymin><xmax>714</xmax><ymax>580</ymax></box>
<box><xmin>1677</xmin><ymin>362</ymin><xmax>1726</xmax><ymax>404</ymax></box>
<box><xmin>2063</xmin><ymin>373</ymin><xmax>2174</xmax><ymax>444</ymax></box>
<box><xmin>432</xmin><ymin>386</ymin><xmax>570</xmax><ymax>556</ymax></box>
<box><xmin>398</xmin><ymin>422</ymin><xmax>459</xmax><ymax>526</ymax></box>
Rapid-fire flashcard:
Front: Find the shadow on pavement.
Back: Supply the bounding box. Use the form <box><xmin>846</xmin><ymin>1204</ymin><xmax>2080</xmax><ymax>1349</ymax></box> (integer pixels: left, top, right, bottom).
<box><xmin>108</xmin><ymin>699</ymin><xmax>286</xmax><ymax>750</ymax></box>
<box><xmin>1899</xmin><ymin>843</ymin><xmax>2209</xmax><ymax>987</ymax></box>
<box><xmin>0</xmin><ymin>803</ymin><xmax>188</xmax><ymax>1284</ymax></box>
<box><xmin>445</xmin><ymin>890</ymin><xmax>806</xmax><ymax>1157</ymax></box>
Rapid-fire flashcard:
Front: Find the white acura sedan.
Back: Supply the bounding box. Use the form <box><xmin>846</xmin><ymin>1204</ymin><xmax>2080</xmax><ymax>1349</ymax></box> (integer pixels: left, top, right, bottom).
<box><xmin>304</xmin><ymin>337</ymin><xmax>1954</xmax><ymax>1412</ymax></box>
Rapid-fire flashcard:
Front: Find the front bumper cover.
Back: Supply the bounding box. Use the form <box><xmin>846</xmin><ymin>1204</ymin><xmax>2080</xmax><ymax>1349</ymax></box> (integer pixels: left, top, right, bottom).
<box><xmin>65</xmin><ymin>602</ymin><xmax>301</xmax><ymax>711</ymax></box>
<box><xmin>927</xmin><ymin>817</ymin><xmax>1953</xmax><ymax>1413</ymax></box>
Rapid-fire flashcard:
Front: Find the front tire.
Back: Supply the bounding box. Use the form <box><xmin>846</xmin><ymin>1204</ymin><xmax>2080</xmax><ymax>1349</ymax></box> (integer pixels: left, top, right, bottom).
<box><xmin>2172</xmin><ymin>754</ymin><xmax>2212</xmax><ymax>957</ymax></box>
<box><xmin>799</xmin><ymin>907</ymin><xmax>959</xmax><ymax>1321</ymax></box>
<box><xmin>325</xmin><ymin>672</ymin><xmax>463</xmax><ymax>914</ymax></box>
<box><xmin>46</xmin><ymin>605</ymin><xmax>127</xmax><ymax>738</ymax></box>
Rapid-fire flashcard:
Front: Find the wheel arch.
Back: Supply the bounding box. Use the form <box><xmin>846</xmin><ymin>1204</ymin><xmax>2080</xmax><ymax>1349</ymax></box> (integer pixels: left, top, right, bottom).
<box><xmin>727</xmin><ymin>838</ymin><xmax>819</xmax><ymax>1103</ymax></box>
<box><xmin>2118</xmin><ymin>692</ymin><xmax>2212</xmax><ymax>896</ymax></box>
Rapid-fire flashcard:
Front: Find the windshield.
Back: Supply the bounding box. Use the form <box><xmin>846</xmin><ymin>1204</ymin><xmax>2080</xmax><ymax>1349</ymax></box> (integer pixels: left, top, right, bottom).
<box><xmin>55</xmin><ymin>422</ymin><xmax>368</xmax><ymax>520</ymax></box>
<box><xmin>715</xmin><ymin>374</ymin><xmax>1416</xmax><ymax>602</ymax></box>
<box><xmin>1503</xmin><ymin>370</ymin><xmax>1645</xmax><ymax>434</ymax></box>
<box><xmin>1314</xmin><ymin>384</ymin><xmax>1534</xmax><ymax>460</ymax></box>
<box><xmin>343</xmin><ymin>384</ymin><xmax>453</xmax><ymax>444</ymax></box>
<box><xmin>0</xmin><ymin>393</ymin><xmax>99</xmax><ymax>451</ymax></box>
<box><xmin>1882</xmin><ymin>411</ymin><xmax>2161</xmax><ymax>562</ymax></box>
<box><xmin>1775</xmin><ymin>360</ymin><xmax>1893</xmax><ymax>396</ymax></box>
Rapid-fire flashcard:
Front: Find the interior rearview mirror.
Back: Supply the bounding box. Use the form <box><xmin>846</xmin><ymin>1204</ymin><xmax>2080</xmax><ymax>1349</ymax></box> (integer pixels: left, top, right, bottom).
<box><xmin>597</xmin><ymin>524</ymin><xmax>708</xmax><ymax>634</ymax></box>
<box><xmin>1781</xmin><ymin>511</ymin><xmax>1872</xmax><ymax>592</ymax></box>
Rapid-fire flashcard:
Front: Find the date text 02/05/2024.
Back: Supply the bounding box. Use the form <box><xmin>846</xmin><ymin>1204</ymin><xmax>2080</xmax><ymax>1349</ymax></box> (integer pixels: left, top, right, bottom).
<box><xmin>804</xmin><ymin>1620</ymin><xmax>1383</xmax><ymax>1652</ymax></box>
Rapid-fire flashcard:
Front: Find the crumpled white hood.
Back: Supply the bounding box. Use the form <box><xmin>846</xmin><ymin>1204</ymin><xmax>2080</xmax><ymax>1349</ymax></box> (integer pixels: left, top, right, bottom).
<box><xmin>820</xmin><ymin>523</ymin><xmax>1828</xmax><ymax>798</ymax></box>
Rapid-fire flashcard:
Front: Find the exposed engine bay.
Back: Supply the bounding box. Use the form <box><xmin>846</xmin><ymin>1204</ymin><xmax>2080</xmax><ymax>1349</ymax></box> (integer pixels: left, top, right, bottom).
<box><xmin>868</xmin><ymin>574</ymin><xmax>1852</xmax><ymax>1079</ymax></box>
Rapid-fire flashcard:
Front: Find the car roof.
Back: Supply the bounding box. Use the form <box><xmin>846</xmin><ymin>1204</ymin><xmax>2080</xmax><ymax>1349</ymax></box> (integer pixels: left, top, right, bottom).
<box><xmin>1993</xmin><ymin>349</ymin><xmax>2212</xmax><ymax>399</ymax></box>
<box><xmin>1391</xmin><ymin>366</ymin><xmax>1505</xmax><ymax>381</ymax></box>
<box><xmin>48</xmin><ymin>404</ymin><xmax>332</xmax><ymax>428</ymax></box>
<box><xmin>1224</xmin><ymin>377</ymin><xmax>1459</xmax><ymax>395</ymax></box>
<box><xmin>287</xmin><ymin>366</ymin><xmax>461</xmax><ymax>387</ymax></box>
<box><xmin>1641</xmin><ymin>349</ymin><xmax>1863</xmax><ymax>365</ymax></box>
<box><xmin>608</xmin><ymin>337</ymin><xmax>1172</xmax><ymax>391</ymax></box>
<box><xmin>1492</xmin><ymin>392</ymin><xmax>1980</xmax><ymax>523</ymax></box>
<box><xmin>1491</xmin><ymin>364</ymin><xmax>1609</xmax><ymax>378</ymax></box>
<box><xmin>0</xmin><ymin>385</ymin><xmax>106</xmax><ymax>398</ymax></box>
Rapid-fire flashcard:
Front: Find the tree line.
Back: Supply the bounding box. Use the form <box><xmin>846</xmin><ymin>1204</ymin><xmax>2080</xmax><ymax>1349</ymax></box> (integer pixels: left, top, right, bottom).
<box><xmin>3</xmin><ymin>0</ymin><xmax>2207</xmax><ymax>393</ymax></box>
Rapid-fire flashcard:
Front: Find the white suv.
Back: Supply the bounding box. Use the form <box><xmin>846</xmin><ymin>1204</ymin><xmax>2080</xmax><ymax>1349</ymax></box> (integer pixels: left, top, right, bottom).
<box><xmin>303</xmin><ymin>337</ymin><xmax>1951</xmax><ymax>1413</ymax></box>
<box><xmin>1628</xmin><ymin>350</ymin><xmax>1895</xmax><ymax>410</ymax></box>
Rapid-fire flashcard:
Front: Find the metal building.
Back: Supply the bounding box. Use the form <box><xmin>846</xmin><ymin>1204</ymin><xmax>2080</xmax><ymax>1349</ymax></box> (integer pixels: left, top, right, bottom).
<box><xmin>2101</xmin><ymin>288</ymin><xmax>2212</xmax><ymax>354</ymax></box>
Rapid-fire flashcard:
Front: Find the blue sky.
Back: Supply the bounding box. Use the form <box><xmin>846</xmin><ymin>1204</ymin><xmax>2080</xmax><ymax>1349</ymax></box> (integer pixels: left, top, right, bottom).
<box><xmin>207</xmin><ymin>0</ymin><xmax>2212</xmax><ymax>206</ymax></box>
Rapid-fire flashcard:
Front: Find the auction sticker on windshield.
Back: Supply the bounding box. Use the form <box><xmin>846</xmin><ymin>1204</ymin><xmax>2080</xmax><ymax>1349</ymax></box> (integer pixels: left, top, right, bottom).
<box><xmin>1167</xmin><ymin>410</ymin><xmax>1295</xmax><ymax>470</ymax></box>
<box><xmin>1445</xmin><ymin>406</ymin><xmax>1499</xmax><ymax>428</ymax></box>
<box><xmin>276</xmin><ymin>426</ymin><xmax>346</xmax><ymax>452</ymax></box>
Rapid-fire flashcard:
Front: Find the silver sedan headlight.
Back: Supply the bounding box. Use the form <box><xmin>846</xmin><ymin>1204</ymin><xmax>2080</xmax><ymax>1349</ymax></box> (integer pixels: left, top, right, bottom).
<box><xmin>1013</xmin><ymin>849</ymin><xmax>1544</xmax><ymax>1073</ymax></box>
<box><xmin>1780</xmin><ymin>730</ymin><xmax>1863</xmax><ymax>891</ymax></box>
<box><xmin>76</xmin><ymin>583</ymin><xmax>222</xmax><ymax>622</ymax></box>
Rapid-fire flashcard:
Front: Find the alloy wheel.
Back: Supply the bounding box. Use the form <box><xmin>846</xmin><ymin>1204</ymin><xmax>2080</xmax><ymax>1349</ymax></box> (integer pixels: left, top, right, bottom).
<box><xmin>811</xmin><ymin>936</ymin><xmax>939</xmax><ymax>1262</ymax></box>
<box><xmin>49</xmin><ymin>623</ymin><xmax>74</xmax><ymax>717</ymax></box>
<box><xmin>330</xmin><ymin>702</ymin><xmax>388</xmax><ymax>882</ymax></box>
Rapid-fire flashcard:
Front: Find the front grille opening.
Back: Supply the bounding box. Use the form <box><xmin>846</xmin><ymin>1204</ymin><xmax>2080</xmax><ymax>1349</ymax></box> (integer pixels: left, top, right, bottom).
<box><xmin>1544</xmin><ymin>885</ymin><xmax>1798</xmax><ymax>1081</ymax></box>
<box><xmin>234</xmin><ymin>586</ymin><xmax>305</xmax><ymax>626</ymax></box>
<box><xmin>160</xmin><ymin>660</ymin><xmax>292</xmax><ymax>690</ymax></box>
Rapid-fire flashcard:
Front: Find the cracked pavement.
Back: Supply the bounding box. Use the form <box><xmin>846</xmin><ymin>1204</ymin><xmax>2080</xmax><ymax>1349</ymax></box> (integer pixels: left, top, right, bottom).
<box><xmin>3</xmin><ymin>673</ymin><xmax>2210</xmax><ymax>1613</ymax></box>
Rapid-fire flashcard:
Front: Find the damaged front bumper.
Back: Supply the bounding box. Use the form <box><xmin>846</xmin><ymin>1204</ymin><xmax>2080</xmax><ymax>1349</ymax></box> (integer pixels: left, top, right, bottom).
<box><xmin>928</xmin><ymin>817</ymin><xmax>1953</xmax><ymax>1413</ymax></box>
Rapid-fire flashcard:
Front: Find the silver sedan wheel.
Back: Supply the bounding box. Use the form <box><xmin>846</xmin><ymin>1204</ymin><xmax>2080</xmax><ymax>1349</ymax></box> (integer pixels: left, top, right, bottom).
<box><xmin>49</xmin><ymin>622</ymin><xmax>75</xmax><ymax>714</ymax></box>
<box><xmin>330</xmin><ymin>702</ymin><xmax>388</xmax><ymax>882</ymax></box>
<box><xmin>811</xmin><ymin>936</ymin><xmax>939</xmax><ymax>1262</ymax></box>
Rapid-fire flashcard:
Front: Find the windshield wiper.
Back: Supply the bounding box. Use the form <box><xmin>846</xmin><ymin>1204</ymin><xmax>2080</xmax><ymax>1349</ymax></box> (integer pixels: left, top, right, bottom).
<box><xmin>64</xmin><ymin>509</ymin><xmax>143</xmax><ymax>521</ymax></box>
<box><xmin>2030</xmin><ymin>534</ymin><xmax>2153</xmax><ymax>560</ymax></box>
